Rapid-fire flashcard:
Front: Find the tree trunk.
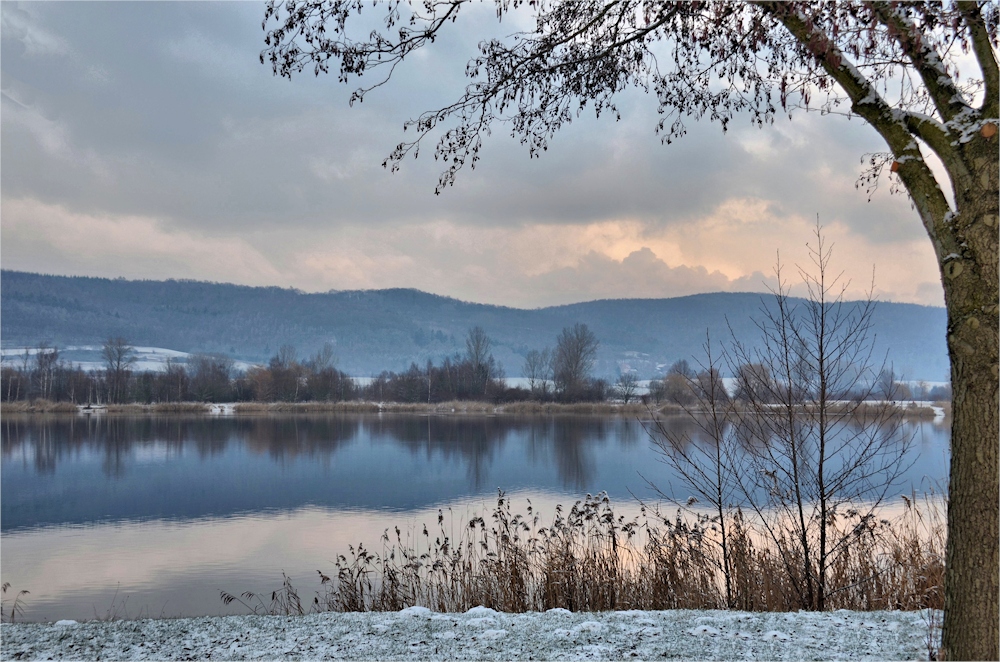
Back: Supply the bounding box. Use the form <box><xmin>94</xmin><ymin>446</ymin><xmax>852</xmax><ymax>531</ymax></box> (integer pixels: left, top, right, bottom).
<box><xmin>940</xmin><ymin>136</ymin><xmax>999</xmax><ymax>661</ymax></box>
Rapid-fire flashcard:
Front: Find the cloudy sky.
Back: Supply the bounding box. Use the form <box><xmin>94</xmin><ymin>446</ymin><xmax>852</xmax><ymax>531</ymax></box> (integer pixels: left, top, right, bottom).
<box><xmin>1</xmin><ymin>1</ymin><xmax>944</xmax><ymax>308</ymax></box>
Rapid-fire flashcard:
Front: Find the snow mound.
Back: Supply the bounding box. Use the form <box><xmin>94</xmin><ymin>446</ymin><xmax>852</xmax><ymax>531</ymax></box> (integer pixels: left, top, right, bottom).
<box><xmin>575</xmin><ymin>620</ymin><xmax>604</xmax><ymax>634</ymax></box>
<box><xmin>466</xmin><ymin>616</ymin><xmax>498</xmax><ymax>628</ymax></box>
<box><xmin>466</xmin><ymin>605</ymin><xmax>498</xmax><ymax>616</ymax></box>
<box><xmin>399</xmin><ymin>605</ymin><xmax>433</xmax><ymax>618</ymax></box>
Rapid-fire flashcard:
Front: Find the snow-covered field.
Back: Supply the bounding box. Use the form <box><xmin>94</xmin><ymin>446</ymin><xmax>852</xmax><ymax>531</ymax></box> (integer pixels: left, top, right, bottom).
<box><xmin>0</xmin><ymin>346</ymin><xmax>258</xmax><ymax>374</ymax></box>
<box><xmin>1</xmin><ymin>607</ymin><xmax>939</xmax><ymax>660</ymax></box>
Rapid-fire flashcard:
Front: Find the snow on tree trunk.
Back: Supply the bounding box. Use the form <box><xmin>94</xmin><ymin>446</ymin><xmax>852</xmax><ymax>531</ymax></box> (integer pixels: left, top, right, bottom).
<box><xmin>939</xmin><ymin>132</ymin><xmax>998</xmax><ymax>662</ymax></box>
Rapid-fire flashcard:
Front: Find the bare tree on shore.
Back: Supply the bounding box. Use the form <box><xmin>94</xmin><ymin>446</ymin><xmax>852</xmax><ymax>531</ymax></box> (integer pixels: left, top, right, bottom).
<box><xmin>102</xmin><ymin>337</ymin><xmax>135</xmax><ymax>404</ymax></box>
<box><xmin>553</xmin><ymin>323</ymin><xmax>599</xmax><ymax>401</ymax></box>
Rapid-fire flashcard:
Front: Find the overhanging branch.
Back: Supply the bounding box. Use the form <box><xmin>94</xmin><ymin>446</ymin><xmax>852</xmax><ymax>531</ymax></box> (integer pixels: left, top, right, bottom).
<box><xmin>758</xmin><ymin>2</ymin><xmax>957</xmax><ymax>258</ymax></box>
<box><xmin>870</xmin><ymin>1</ymin><xmax>969</xmax><ymax>123</ymax></box>
<box><xmin>958</xmin><ymin>0</ymin><xmax>1000</xmax><ymax>117</ymax></box>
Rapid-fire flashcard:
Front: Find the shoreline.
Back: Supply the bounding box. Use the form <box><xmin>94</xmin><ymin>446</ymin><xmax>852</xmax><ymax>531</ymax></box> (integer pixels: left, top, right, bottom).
<box><xmin>0</xmin><ymin>398</ymin><xmax>947</xmax><ymax>419</ymax></box>
<box><xmin>0</xmin><ymin>400</ymin><xmax>664</xmax><ymax>416</ymax></box>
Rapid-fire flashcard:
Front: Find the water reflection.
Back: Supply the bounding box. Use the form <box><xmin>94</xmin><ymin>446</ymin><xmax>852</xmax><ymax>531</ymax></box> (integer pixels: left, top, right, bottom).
<box><xmin>1</xmin><ymin>414</ymin><xmax>662</xmax><ymax>531</ymax></box>
<box><xmin>2</xmin><ymin>413</ymin><xmax>948</xmax><ymax>533</ymax></box>
<box><xmin>1</xmin><ymin>413</ymin><xmax>949</xmax><ymax>621</ymax></box>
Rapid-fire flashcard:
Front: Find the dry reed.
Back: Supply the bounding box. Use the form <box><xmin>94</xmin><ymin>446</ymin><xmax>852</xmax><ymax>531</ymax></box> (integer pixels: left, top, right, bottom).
<box><xmin>0</xmin><ymin>399</ymin><xmax>79</xmax><ymax>414</ymax></box>
<box><xmin>227</xmin><ymin>491</ymin><xmax>944</xmax><ymax>616</ymax></box>
<box><xmin>500</xmin><ymin>402</ymin><xmax>658</xmax><ymax>415</ymax></box>
<box><xmin>233</xmin><ymin>401</ymin><xmax>666</xmax><ymax>415</ymax></box>
<box><xmin>106</xmin><ymin>402</ymin><xmax>211</xmax><ymax>414</ymax></box>
<box><xmin>235</xmin><ymin>401</ymin><xmax>381</xmax><ymax>414</ymax></box>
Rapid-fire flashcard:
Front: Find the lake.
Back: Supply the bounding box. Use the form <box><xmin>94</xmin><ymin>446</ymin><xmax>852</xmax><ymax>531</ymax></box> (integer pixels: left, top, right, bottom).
<box><xmin>1</xmin><ymin>413</ymin><xmax>949</xmax><ymax>622</ymax></box>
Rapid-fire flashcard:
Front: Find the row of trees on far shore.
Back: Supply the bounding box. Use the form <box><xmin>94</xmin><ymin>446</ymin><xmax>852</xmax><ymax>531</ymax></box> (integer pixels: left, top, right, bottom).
<box><xmin>1</xmin><ymin>327</ymin><xmax>949</xmax><ymax>407</ymax></box>
<box><xmin>0</xmin><ymin>324</ymin><xmax>613</xmax><ymax>405</ymax></box>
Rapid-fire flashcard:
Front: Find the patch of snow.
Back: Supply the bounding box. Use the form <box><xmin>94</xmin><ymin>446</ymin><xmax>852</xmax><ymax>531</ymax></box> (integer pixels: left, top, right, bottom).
<box><xmin>399</xmin><ymin>605</ymin><xmax>433</xmax><ymax>618</ymax></box>
<box><xmin>465</xmin><ymin>605</ymin><xmax>498</xmax><ymax>617</ymax></box>
<box><xmin>690</xmin><ymin>624</ymin><xmax>721</xmax><ymax>636</ymax></box>
<box><xmin>575</xmin><ymin>620</ymin><xmax>604</xmax><ymax>634</ymax></box>
<box><xmin>208</xmin><ymin>403</ymin><xmax>237</xmax><ymax>416</ymax></box>
<box><xmin>762</xmin><ymin>629</ymin><xmax>791</xmax><ymax>641</ymax></box>
<box><xmin>0</xmin><ymin>608</ymin><xmax>941</xmax><ymax>661</ymax></box>
<box><xmin>466</xmin><ymin>616</ymin><xmax>498</xmax><ymax>628</ymax></box>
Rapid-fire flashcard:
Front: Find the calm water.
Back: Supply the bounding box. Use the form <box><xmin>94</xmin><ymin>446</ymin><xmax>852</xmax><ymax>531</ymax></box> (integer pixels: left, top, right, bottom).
<box><xmin>1</xmin><ymin>413</ymin><xmax>948</xmax><ymax>621</ymax></box>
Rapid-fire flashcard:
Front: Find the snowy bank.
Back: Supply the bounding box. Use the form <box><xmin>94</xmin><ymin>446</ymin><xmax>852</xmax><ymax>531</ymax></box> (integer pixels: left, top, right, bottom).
<box><xmin>1</xmin><ymin>607</ymin><xmax>939</xmax><ymax>660</ymax></box>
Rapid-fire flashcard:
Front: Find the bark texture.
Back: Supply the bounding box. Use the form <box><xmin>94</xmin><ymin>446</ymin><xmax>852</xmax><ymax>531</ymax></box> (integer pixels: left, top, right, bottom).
<box><xmin>940</xmin><ymin>131</ymin><xmax>999</xmax><ymax>662</ymax></box>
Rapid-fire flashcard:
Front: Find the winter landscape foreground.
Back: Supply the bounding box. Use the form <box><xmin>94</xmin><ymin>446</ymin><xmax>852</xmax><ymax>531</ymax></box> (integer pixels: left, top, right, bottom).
<box><xmin>1</xmin><ymin>606</ymin><xmax>940</xmax><ymax>660</ymax></box>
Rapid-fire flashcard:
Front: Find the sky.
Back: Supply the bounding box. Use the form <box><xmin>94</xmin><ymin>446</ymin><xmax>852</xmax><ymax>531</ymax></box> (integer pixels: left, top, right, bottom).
<box><xmin>1</xmin><ymin>1</ymin><xmax>945</xmax><ymax>309</ymax></box>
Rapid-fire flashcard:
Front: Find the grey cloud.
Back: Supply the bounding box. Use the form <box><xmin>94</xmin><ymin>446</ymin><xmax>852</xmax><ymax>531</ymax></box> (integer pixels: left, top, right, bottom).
<box><xmin>2</xmin><ymin>2</ymin><xmax>918</xmax><ymax>235</ymax></box>
<box><xmin>1</xmin><ymin>4</ymin><xmax>69</xmax><ymax>57</ymax></box>
<box><xmin>522</xmin><ymin>248</ymin><xmax>777</xmax><ymax>307</ymax></box>
<box><xmin>1</xmin><ymin>1</ymin><xmax>938</xmax><ymax>310</ymax></box>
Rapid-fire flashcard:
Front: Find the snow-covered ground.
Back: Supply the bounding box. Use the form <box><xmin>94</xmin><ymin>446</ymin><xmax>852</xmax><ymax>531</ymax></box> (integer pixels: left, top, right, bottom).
<box><xmin>0</xmin><ymin>346</ymin><xmax>258</xmax><ymax>374</ymax></box>
<box><xmin>1</xmin><ymin>607</ymin><xmax>939</xmax><ymax>660</ymax></box>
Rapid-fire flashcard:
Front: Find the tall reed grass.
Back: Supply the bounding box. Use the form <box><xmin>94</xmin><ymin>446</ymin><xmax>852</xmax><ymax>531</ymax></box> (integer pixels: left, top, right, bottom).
<box><xmin>225</xmin><ymin>491</ymin><xmax>944</xmax><ymax>616</ymax></box>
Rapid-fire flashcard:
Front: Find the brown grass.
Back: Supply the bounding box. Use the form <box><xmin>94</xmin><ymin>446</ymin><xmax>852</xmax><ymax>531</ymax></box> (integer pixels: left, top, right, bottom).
<box><xmin>0</xmin><ymin>399</ymin><xmax>79</xmax><ymax>414</ymax></box>
<box><xmin>500</xmin><ymin>402</ymin><xmax>663</xmax><ymax>415</ymax></box>
<box><xmin>232</xmin><ymin>401</ymin><xmax>670</xmax><ymax>415</ymax></box>
<box><xmin>234</xmin><ymin>401</ymin><xmax>382</xmax><ymax>414</ymax></box>
<box><xmin>228</xmin><ymin>491</ymin><xmax>945</xmax><ymax>616</ymax></box>
<box><xmin>720</xmin><ymin>401</ymin><xmax>937</xmax><ymax>420</ymax></box>
<box><xmin>106</xmin><ymin>402</ymin><xmax>211</xmax><ymax>413</ymax></box>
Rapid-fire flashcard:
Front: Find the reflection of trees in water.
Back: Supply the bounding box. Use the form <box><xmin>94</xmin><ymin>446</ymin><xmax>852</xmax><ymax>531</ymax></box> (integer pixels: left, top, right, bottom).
<box><xmin>0</xmin><ymin>415</ymin><xmax>365</xmax><ymax>474</ymax></box>
<box><xmin>0</xmin><ymin>414</ymin><xmax>678</xmax><ymax>491</ymax></box>
<box><xmin>1</xmin><ymin>416</ymin><xmax>60</xmax><ymax>475</ymax></box>
<box><xmin>616</xmin><ymin>419</ymin><xmax>643</xmax><ymax>449</ymax></box>
<box><xmin>0</xmin><ymin>415</ymin><xmax>937</xmax><ymax>494</ymax></box>
<box><xmin>372</xmin><ymin>414</ymin><xmax>643</xmax><ymax>492</ymax></box>
<box><xmin>1</xmin><ymin>416</ymin><xmax>236</xmax><ymax>476</ymax></box>
<box><xmin>3</xmin><ymin>416</ymin><xmax>80</xmax><ymax>475</ymax></box>
<box><xmin>654</xmin><ymin>413</ymin><xmax>922</xmax><ymax>505</ymax></box>
<box><xmin>549</xmin><ymin>418</ymin><xmax>593</xmax><ymax>490</ymax></box>
<box><xmin>369</xmin><ymin>416</ymin><xmax>518</xmax><ymax>490</ymax></box>
<box><xmin>240</xmin><ymin>416</ymin><xmax>359</xmax><ymax>462</ymax></box>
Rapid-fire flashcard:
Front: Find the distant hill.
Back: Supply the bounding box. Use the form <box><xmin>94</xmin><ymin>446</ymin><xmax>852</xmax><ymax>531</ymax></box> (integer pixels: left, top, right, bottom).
<box><xmin>0</xmin><ymin>270</ymin><xmax>949</xmax><ymax>380</ymax></box>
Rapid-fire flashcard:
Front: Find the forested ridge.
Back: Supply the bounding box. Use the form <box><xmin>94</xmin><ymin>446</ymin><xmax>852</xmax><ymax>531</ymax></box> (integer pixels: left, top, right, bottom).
<box><xmin>1</xmin><ymin>270</ymin><xmax>947</xmax><ymax>380</ymax></box>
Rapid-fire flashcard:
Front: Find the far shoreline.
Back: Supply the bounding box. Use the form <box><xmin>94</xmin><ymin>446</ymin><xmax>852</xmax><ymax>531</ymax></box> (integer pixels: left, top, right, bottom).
<box><xmin>0</xmin><ymin>398</ymin><xmax>948</xmax><ymax>419</ymax></box>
